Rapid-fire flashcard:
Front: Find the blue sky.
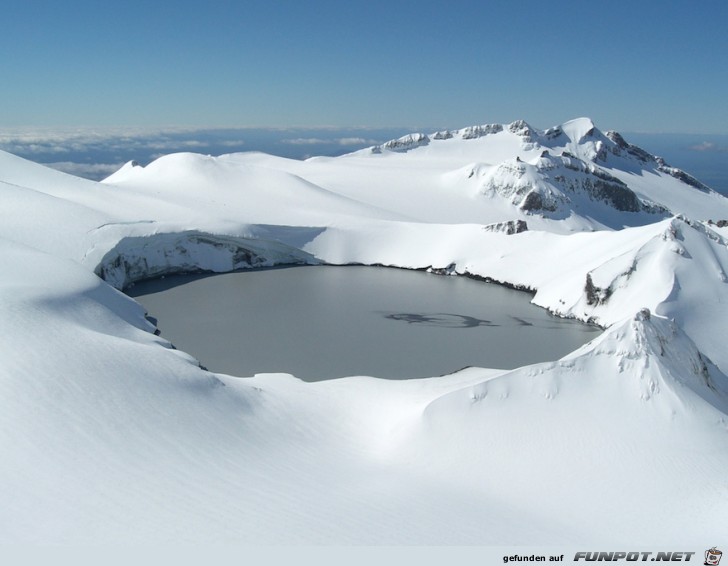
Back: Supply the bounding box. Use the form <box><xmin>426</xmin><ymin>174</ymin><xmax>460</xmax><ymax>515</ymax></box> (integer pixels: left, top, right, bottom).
<box><xmin>2</xmin><ymin>0</ymin><xmax>727</xmax><ymax>133</ymax></box>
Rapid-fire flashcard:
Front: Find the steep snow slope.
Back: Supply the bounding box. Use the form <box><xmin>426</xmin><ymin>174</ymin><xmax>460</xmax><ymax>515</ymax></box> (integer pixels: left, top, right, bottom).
<box><xmin>1</xmin><ymin>118</ymin><xmax>727</xmax><ymax>544</ymax></box>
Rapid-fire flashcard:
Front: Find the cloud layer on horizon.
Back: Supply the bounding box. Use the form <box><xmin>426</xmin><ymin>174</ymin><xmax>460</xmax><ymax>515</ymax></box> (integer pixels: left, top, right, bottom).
<box><xmin>0</xmin><ymin>126</ymin><xmax>413</xmax><ymax>180</ymax></box>
<box><xmin>2</xmin><ymin>127</ymin><xmax>727</xmax><ymax>193</ymax></box>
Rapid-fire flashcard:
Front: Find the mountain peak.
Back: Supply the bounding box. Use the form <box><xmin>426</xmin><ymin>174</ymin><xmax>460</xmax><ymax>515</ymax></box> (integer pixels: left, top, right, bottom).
<box><xmin>507</xmin><ymin>119</ymin><xmax>535</xmax><ymax>139</ymax></box>
<box><xmin>560</xmin><ymin>117</ymin><xmax>598</xmax><ymax>143</ymax></box>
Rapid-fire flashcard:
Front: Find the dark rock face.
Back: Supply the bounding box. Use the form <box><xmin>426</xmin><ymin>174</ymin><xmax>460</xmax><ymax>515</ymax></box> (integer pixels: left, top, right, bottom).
<box><xmin>378</xmin><ymin>133</ymin><xmax>430</xmax><ymax>152</ymax></box>
<box><xmin>605</xmin><ymin>131</ymin><xmax>654</xmax><ymax>162</ymax></box>
<box><xmin>483</xmin><ymin>152</ymin><xmax>653</xmax><ymax>217</ymax></box>
<box><xmin>593</xmin><ymin>142</ymin><xmax>608</xmax><ymax>163</ymax></box>
<box><xmin>427</xmin><ymin>262</ymin><xmax>457</xmax><ymax>275</ymax></box>
<box><xmin>521</xmin><ymin>190</ymin><xmax>558</xmax><ymax>212</ymax></box>
<box><xmin>482</xmin><ymin>220</ymin><xmax>528</xmax><ymax>234</ymax></box>
<box><xmin>606</xmin><ymin>131</ymin><xmax>629</xmax><ymax>150</ymax></box>
<box><xmin>585</xmin><ymin>273</ymin><xmax>611</xmax><ymax>306</ymax></box>
<box><xmin>459</xmin><ymin>124</ymin><xmax>503</xmax><ymax>139</ymax></box>
<box><xmin>520</xmin><ymin>191</ymin><xmax>542</xmax><ymax>212</ymax></box>
<box><xmin>543</xmin><ymin>126</ymin><xmax>563</xmax><ymax>140</ymax></box>
<box><xmin>591</xmin><ymin>179</ymin><xmax>642</xmax><ymax>212</ymax></box>
<box><xmin>555</xmin><ymin>156</ymin><xmax>643</xmax><ymax>212</ymax></box>
<box><xmin>508</xmin><ymin>120</ymin><xmax>535</xmax><ymax>143</ymax></box>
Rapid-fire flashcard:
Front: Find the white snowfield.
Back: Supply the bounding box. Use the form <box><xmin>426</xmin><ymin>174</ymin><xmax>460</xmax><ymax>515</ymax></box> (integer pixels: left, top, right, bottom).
<box><xmin>1</xmin><ymin>118</ymin><xmax>727</xmax><ymax>544</ymax></box>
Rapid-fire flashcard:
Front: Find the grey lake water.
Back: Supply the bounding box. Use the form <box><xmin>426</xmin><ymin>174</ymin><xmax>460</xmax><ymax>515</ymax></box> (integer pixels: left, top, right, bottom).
<box><xmin>127</xmin><ymin>265</ymin><xmax>602</xmax><ymax>380</ymax></box>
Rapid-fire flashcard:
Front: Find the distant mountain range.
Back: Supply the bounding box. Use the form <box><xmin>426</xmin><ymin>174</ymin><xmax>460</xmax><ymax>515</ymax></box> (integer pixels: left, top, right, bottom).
<box><xmin>2</xmin><ymin>124</ymin><xmax>727</xmax><ymax>196</ymax></box>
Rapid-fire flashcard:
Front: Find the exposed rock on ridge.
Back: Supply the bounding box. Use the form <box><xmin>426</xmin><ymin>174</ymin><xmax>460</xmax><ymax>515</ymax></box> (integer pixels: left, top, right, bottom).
<box><xmin>96</xmin><ymin>231</ymin><xmax>316</xmax><ymax>289</ymax></box>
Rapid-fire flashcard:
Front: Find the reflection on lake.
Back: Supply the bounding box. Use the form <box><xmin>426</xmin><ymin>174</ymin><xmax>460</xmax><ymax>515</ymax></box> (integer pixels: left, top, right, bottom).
<box><xmin>127</xmin><ymin>265</ymin><xmax>602</xmax><ymax>380</ymax></box>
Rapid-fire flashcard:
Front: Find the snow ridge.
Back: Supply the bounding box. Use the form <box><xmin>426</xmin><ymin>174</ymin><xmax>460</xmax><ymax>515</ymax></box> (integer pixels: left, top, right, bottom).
<box><xmin>432</xmin><ymin>308</ymin><xmax>726</xmax><ymax>411</ymax></box>
<box><xmin>374</xmin><ymin>117</ymin><xmax>716</xmax><ymax>196</ymax></box>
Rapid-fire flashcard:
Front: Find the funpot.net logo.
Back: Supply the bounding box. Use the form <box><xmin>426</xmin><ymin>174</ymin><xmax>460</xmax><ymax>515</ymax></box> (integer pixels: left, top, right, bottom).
<box><xmin>573</xmin><ymin>551</ymin><xmax>698</xmax><ymax>562</ymax></box>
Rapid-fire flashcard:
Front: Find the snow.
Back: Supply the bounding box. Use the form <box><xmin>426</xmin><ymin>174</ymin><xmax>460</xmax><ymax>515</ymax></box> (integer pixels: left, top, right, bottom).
<box><xmin>1</xmin><ymin>117</ymin><xmax>727</xmax><ymax>545</ymax></box>
<box><xmin>560</xmin><ymin>117</ymin><xmax>598</xmax><ymax>142</ymax></box>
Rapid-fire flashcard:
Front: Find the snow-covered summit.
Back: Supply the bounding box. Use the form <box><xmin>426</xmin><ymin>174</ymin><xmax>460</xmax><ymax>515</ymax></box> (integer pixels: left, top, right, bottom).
<box><xmin>370</xmin><ymin>117</ymin><xmax>715</xmax><ymax>197</ymax></box>
<box><xmin>429</xmin><ymin>307</ymin><xmax>727</xmax><ymax>419</ymax></box>
<box><xmin>104</xmin><ymin>158</ymin><xmax>142</xmax><ymax>182</ymax></box>
<box><xmin>556</xmin><ymin>116</ymin><xmax>599</xmax><ymax>141</ymax></box>
<box><xmin>476</xmin><ymin>150</ymin><xmax>660</xmax><ymax>221</ymax></box>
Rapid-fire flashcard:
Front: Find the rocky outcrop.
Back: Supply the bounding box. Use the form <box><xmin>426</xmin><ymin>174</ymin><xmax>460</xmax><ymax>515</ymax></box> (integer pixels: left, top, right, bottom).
<box><xmin>520</xmin><ymin>190</ymin><xmax>559</xmax><ymax>212</ymax></box>
<box><xmin>508</xmin><ymin>119</ymin><xmax>534</xmax><ymax>138</ymax></box>
<box><xmin>432</xmin><ymin>130</ymin><xmax>453</xmax><ymax>140</ymax></box>
<box><xmin>585</xmin><ymin>272</ymin><xmax>611</xmax><ymax>306</ymax></box>
<box><xmin>480</xmin><ymin>153</ymin><xmax>652</xmax><ymax>216</ymax></box>
<box><xmin>482</xmin><ymin>220</ymin><xmax>528</xmax><ymax>234</ymax></box>
<box><xmin>655</xmin><ymin>158</ymin><xmax>711</xmax><ymax>192</ymax></box>
<box><xmin>604</xmin><ymin>131</ymin><xmax>654</xmax><ymax>163</ymax></box>
<box><xmin>457</xmin><ymin>123</ymin><xmax>503</xmax><ymax>140</ymax></box>
<box><xmin>605</xmin><ymin>131</ymin><xmax>712</xmax><ymax>192</ymax></box>
<box><xmin>95</xmin><ymin>231</ymin><xmax>316</xmax><ymax>289</ymax></box>
<box><xmin>708</xmin><ymin>219</ymin><xmax>728</xmax><ymax>228</ymax></box>
<box><xmin>555</xmin><ymin>154</ymin><xmax>643</xmax><ymax>212</ymax></box>
<box><xmin>375</xmin><ymin>133</ymin><xmax>430</xmax><ymax>153</ymax></box>
<box><xmin>479</xmin><ymin>158</ymin><xmax>565</xmax><ymax>213</ymax></box>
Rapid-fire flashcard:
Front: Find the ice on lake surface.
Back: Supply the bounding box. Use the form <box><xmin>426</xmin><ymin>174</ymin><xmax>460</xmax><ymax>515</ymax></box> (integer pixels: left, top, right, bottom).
<box><xmin>128</xmin><ymin>265</ymin><xmax>602</xmax><ymax>380</ymax></box>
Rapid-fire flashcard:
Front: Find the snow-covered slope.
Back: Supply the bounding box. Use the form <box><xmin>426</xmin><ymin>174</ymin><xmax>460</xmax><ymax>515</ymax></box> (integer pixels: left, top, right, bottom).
<box><xmin>415</xmin><ymin>310</ymin><xmax>728</xmax><ymax>541</ymax></box>
<box><xmin>104</xmin><ymin>117</ymin><xmax>728</xmax><ymax>233</ymax></box>
<box><xmin>1</xmin><ymin>118</ymin><xmax>727</xmax><ymax>544</ymax></box>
